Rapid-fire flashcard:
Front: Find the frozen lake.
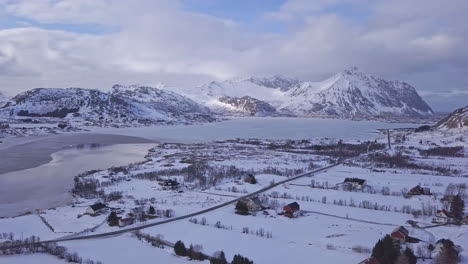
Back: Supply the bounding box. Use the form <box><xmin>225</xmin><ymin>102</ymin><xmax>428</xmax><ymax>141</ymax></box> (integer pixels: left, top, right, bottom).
<box><xmin>0</xmin><ymin>143</ymin><xmax>154</xmax><ymax>217</ymax></box>
<box><xmin>93</xmin><ymin>117</ymin><xmax>419</xmax><ymax>142</ymax></box>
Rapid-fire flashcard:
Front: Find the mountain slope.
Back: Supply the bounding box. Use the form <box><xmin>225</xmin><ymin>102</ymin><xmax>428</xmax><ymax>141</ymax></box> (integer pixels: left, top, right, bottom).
<box><xmin>174</xmin><ymin>68</ymin><xmax>433</xmax><ymax>119</ymax></box>
<box><xmin>216</xmin><ymin>96</ymin><xmax>278</xmax><ymax>116</ymax></box>
<box><xmin>172</xmin><ymin>76</ymin><xmax>296</xmax><ymax>109</ymax></box>
<box><xmin>435</xmin><ymin>106</ymin><xmax>468</xmax><ymax>130</ymax></box>
<box><xmin>283</xmin><ymin>67</ymin><xmax>433</xmax><ymax>118</ymax></box>
<box><xmin>0</xmin><ymin>85</ymin><xmax>212</xmax><ymax>125</ymax></box>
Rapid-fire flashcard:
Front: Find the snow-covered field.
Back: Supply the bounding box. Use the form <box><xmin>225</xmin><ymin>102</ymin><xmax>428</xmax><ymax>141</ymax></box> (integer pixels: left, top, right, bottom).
<box><xmin>0</xmin><ymin>119</ymin><xmax>466</xmax><ymax>264</ymax></box>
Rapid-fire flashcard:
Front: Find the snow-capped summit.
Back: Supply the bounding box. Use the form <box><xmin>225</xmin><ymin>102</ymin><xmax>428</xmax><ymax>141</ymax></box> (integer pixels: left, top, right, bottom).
<box><xmin>244</xmin><ymin>75</ymin><xmax>301</xmax><ymax>92</ymax></box>
<box><xmin>283</xmin><ymin>67</ymin><xmax>434</xmax><ymax>118</ymax></box>
<box><xmin>0</xmin><ymin>85</ymin><xmax>212</xmax><ymax>125</ymax></box>
<box><xmin>171</xmin><ymin>68</ymin><xmax>433</xmax><ymax>119</ymax></box>
<box><xmin>110</xmin><ymin>84</ymin><xmax>210</xmax><ymax>115</ymax></box>
<box><xmin>171</xmin><ymin>76</ymin><xmax>293</xmax><ymax>109</ymax></box>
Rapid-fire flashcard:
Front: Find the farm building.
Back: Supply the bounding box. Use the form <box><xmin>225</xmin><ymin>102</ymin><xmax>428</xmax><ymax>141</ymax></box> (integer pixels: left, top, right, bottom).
<box><xmin>158</xmin><ymin>179</ymin><xmax>180</xmax><ymax>189</ymax></box>
<box><xmin>343</xmin><ymin>178</ymin><xmax>366</xmax><ymax>190</ymax></box>
<box><xmin>390</xmin><ymin>226</ymin><xmax>409</xmax><ymax>242</ymax></box>
<box><xmin>432</xmin><ymin>210</ymin><xmax>454</xmax><ymax>224</ymax></box>
<box><xmin>283</xmin><ymin>202</ymin><xmax>301</xmax><ymax>218</ymax></box>
<box><xmin>407</xmin><ymin>185</ymin><xmax>431</xmax><ymax>195</ymax></box>
<box><xmin>118</xmin><ymin>217</ymin><xmax>135</xmax><ymax>227</ymax></box>
<box><xmin>86</xmin><ymin>202</ymin><xmax>107</xmax><ymax>215</ymax></box>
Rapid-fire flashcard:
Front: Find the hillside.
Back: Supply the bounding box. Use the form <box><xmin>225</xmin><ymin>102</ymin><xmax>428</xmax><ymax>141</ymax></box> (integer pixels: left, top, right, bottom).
<box><xmin>435</xmin><ymin>105</ymin><xmax>468</xmax><ymax>130</ymax></box>
<box><xmin>216</xmin><ymin>96</ymin><xmax>278</xmax><ymax>116</ymax></box>
<box><xmin>0</xmin><ymin>85</ymin><xmax>213</xmax><ymax>126</ymax></box>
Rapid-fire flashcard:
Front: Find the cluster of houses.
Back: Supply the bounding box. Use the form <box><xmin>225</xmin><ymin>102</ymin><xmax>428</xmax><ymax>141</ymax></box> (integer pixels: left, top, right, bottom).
<box><xmin>85</xmin><ymin>202</ymin><xmax>162</xmax><ymax>228</ymax></box>
<box><xmin>359</xmin><ymin>235</ymin><xmax>462</xmax><ymax>264</ymax></box>
<box><xmin>359</xmin><ymin>221</ymin><xmax>465</xmax><ymax>264</ymax></box>
<box><xmin>235</xmin><ymin>197</ymin><xmax>303</xmax><ymax>219</ymax></box>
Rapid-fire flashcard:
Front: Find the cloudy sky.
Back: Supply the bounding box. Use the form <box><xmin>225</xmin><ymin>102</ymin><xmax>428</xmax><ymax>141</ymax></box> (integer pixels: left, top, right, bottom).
<box><xmin>0</xmin><ymin>0</ymin><xmax>467</xmax><ymax>112</ymax></box>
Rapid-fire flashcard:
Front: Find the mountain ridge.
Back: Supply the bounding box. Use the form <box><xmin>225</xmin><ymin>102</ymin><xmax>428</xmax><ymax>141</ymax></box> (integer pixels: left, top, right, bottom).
<box><xmin>0</xmin><ymin>85</ymin><xmax>213</xmax><ymax>126</ymax></box>
<box><xmin>171</xmin><ymin>67</ymin><xmax>433</xmax><ymax>119</ymax></box>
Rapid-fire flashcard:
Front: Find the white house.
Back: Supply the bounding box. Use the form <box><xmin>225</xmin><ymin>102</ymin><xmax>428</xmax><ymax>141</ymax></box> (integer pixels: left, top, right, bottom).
<box><xmin>432</xmin><ymin>210</ymin><xmax>453</xmax><ymax>224</ymax></box>
<box><xmin>86</xmin><ymin>203</ymin><xmax>107</xmax><ymax>215</ymax></box>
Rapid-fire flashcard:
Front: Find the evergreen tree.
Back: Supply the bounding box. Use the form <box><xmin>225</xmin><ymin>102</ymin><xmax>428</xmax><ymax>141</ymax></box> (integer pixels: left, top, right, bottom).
<box><xmin>232</xmin><ymin>254</ymin><xmax>254</xmax><ymax>264</ymax></box>
<box><xmin>402</xmin><ymin>247</ymin><xmax>417</xmax><ymax>264</ymax></box>
<box><xmin>372</xmin><ymin>235</ymin><xmax>400</xmax><ymax>264</ymax></box>
<box><xmin>372</xmin><ymin>238</ymin><xmax>384</xmax><ymax>259</ymax></box>
<box><xmin>107</xmin><ymin>211</ymin><xmax>119</xmax><ymax>227</ymax></box>
<box><xmin>211</xmin><ymin>251</ymin><xmax>228</xmax><ymax>264</ymax></box>
<box><xmin>235</xmin><ymin>201</ymin><xmax>249</xmax><ymax>215</ymax></box>
<box><xmin>450</xmin><ymin>195</ymin><xmax>465</xmax><ymax>221</ymax></box>
<box><xmin>174</xmin><ymin>241</ymin><xmax>187</xmax><ymax>256</ymax></box>
<box><xmin>148</xmin><ymin>205</ymin><xmax>155</xmax><ymax>215</ymax></box>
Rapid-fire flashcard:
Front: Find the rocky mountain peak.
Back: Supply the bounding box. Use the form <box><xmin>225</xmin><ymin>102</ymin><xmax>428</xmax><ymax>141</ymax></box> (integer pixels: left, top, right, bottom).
<box><xmin>245</xmin><ymin>75</ymin><xmax>301</xmax><ymax>91</ymax></box>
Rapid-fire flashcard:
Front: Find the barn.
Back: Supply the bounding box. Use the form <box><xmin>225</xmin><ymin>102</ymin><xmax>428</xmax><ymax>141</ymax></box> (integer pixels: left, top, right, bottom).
<box><xmin>283</xmin><ymin>202</ymin><xmax>300</xmax><ymax>218</ymax></box>
<box><xmin>390</xmin><ymin>226</ymin><xmax>409</xmax><ymax>242</ymax></box>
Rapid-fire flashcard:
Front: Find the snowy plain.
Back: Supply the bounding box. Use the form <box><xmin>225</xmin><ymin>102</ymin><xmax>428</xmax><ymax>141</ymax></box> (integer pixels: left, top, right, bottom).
<box><xmin>1</xmin><ymin>118</ymin><xmax>466</xmax><ymax>264</ymax></box>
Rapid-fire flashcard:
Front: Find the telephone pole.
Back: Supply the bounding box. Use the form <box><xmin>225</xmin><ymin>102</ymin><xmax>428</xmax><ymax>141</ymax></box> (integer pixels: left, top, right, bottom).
<box><xmin>387</xmin><ymin>129</ymin><xmax>391</xmax><ymax>149</ymax></box>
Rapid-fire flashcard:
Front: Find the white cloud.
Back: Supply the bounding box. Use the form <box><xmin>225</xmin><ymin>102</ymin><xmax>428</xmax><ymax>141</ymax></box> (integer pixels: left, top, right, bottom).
<box><xmin>0</xmin><ymin>0</ymin><xmax>467</xmax><ymax>111</ymax></box>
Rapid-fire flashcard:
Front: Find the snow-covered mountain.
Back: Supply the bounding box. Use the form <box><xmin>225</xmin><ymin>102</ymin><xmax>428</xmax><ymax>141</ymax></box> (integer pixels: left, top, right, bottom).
<box><xmin>436</xmin><ymin>106</ymin><xmax>468</xmax><ymax>130</ymax></box>
<box><xmin>173</xmin><ymin>67</ymin><xmax>433</xmax><ymax>119</ymax></box>
<box><xmin>0</xmin><ymin>85</ymin><xmax>212</xmax><ymax>125</ymax></box>
<box><xmin>283</xmin><ymin>67</ymin><xmax>433</xmax><ymax>118</ymax></box>
<box><xmin>216</xmin><ymin>96</ymin><xmax>278</xmax><ymax>116</ymax></box>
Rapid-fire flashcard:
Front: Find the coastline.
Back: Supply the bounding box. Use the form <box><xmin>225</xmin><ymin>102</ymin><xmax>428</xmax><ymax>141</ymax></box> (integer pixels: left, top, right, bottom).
<box><xmin>0</xmin><ymin>133</ymin><xmax>155</xmax><ymax>175</ymax></box>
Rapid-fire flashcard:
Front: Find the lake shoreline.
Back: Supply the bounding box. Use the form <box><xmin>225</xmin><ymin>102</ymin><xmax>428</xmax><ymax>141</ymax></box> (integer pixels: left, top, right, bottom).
<box><xmin>0</xmin><ymin>133</ymin><xmax>155</xmax><ymax>175</ymax></box>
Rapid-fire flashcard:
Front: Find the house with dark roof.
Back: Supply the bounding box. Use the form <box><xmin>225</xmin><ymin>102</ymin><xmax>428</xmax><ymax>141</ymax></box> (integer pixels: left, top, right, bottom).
<box><xmin>283</xmin><ymin>202</ymin><xmax>301</xmax><ymax>218</ymax></box>
<box><xmin>86</xmin><ymin>202</ymin><xmax>107</xmax><ymax>215</ymax></box>
<box><xmin>343</xmin><ymin>178</ymin><xmax>366</xmax><ymax>190</ymax></box>
<box><xmin>408</xmin><ymin>185</ymin><xmax>431</xmax><ymax>195</ymax></box>
<box><xmin>390</xmin><ymin>226</ymin><xmax>409</xmax><ymax>242</ymax></box>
